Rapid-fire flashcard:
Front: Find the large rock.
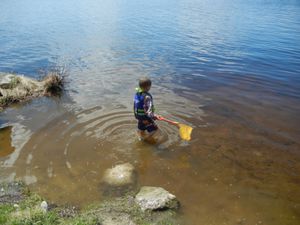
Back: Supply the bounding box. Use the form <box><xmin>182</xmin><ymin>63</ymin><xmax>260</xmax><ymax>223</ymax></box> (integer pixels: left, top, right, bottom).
<box><xmin>102</xmin><ymin>163</ymin><xmax>135</xmax><ymax>186</ymax></box>
<box><xmin>135</xmin><ymin>186</ymin><xmax>179</xmax><ymax>211</ymax></box>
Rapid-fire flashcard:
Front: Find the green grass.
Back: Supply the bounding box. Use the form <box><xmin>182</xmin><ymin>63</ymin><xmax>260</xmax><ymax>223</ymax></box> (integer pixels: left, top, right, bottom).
<box><xmin>0</xmin><ymin>190</ymin><xmax>102</xmax><ymax>225</ymax></box>
<box><xmin>0</xmin><ymin>204</ymin><xmax>15</xmax><ymax>224</ymax></box>
<box><xmin>0</xmin><ymin>192</ymin><xmax>58</xmax><ymax>225</ymax></box>
<box><xmin>9</xmin><ymin>210</ymin><xmax>60</xmax><ymax>225</ymax></box>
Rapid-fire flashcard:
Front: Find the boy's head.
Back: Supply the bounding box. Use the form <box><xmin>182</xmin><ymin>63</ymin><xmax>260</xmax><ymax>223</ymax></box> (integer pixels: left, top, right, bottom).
<box><xmin>139</xmin><ymin>77</ymin><xmax>152</xmax><ymax>92</ymax></box>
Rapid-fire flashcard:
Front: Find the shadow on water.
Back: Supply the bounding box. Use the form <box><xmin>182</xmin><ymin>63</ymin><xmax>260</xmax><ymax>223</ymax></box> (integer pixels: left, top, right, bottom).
<box><xmin>0</xmin><ymin>126</ymin><xmax>15</xmax><ymax>157</ymax></box>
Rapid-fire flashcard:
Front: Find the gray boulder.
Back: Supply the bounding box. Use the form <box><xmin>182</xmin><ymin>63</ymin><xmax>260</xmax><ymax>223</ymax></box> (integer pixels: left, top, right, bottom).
<box><xmin>135</xmin><ymin>186</ymin><xmax>179</xmax><ymax>211</ymax></box>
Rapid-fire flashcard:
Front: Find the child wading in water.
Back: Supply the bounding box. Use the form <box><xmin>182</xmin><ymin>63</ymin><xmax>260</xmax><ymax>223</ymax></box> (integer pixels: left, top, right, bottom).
<box><xmin>134</xmin><ymin>77</ymin><xmax>161</xmax><ymax>141</ymax></box>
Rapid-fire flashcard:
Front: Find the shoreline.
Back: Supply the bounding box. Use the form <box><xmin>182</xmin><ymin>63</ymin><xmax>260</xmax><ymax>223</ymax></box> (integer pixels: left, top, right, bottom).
<box><xmin>0</xmin><ymin>181</ymin><xmax>181</xmax><ymax>225</ymax></box>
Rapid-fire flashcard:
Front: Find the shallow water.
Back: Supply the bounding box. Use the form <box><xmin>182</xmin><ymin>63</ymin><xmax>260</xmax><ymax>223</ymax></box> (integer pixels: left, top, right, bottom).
<box><xmin>1</xmin><ymin>0</ymin><xmax>300</xmax><ymax>224</ymax></box>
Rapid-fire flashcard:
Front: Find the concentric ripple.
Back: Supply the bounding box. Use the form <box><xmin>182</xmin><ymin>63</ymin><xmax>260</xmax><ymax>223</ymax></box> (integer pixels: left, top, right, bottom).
<box><xmin>55</xmin><ymin>105</ymin><xmax>181</xmax><ymax>153</ymax></box>
<box><xmin>3</xmin><ymin>104</ymin><xmax>190</xmax><ymax>204</ymax></box>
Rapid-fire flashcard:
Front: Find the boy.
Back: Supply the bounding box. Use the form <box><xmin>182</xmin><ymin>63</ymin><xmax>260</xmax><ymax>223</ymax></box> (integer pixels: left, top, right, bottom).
<box><xmin>134</xmin><ymin>77</ymin><xmax>161</xmax><ymax>140</ymax></box>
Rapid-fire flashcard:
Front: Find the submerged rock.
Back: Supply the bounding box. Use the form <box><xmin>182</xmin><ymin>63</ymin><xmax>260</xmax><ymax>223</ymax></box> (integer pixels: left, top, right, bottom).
<box><xmin>102</xmin><ymin>163</ymin><xmax>137</xmax><ymax>196</ymax></box>
<box><xmin>102</xmin><ymin>163</ymin><xmax>136</xmax><ymax>187</ymax></box>
<box><xmin>135</xmin><ymin>186</ymin><xmax>179</xmax><ymax>211</ymax></box>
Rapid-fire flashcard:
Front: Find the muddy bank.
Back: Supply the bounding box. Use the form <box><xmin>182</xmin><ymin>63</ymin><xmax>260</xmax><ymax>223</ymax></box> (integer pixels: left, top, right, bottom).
<box><xmin>0</xmin><ymin>181</ymin><xmax>181</xmax><ymax>225</ymax></box>
<box><xmin>0</xmin><ymin>72</ymin><xmax>64</xmax><ymax>111</ymax></box>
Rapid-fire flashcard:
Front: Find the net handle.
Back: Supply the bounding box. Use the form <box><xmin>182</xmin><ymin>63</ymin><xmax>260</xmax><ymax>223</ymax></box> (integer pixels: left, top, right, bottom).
<box><xmin>157</xmin><ymin>116</ymin><xmax>179</xmax><ymax>126</ymax></box>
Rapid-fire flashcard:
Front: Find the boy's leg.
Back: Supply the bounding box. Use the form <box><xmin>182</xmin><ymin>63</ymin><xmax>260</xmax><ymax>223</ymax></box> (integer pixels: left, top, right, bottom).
<box><xmin>145</xmin><ymin>119</ymin><xmax>159</xmax><ymax>140</ymax></box>
<box><xmin>137</xmin><ymin>118</ymin><xmax>159</xmax><ymax>142</ymax></box>
<box><xmin>137</xmin><ymin>129</ymin><xmax>147</xmax><ymax>140</ymax></box>
<box><xmin>137</xmin><ymin>120</ymin><xmax>147</xmax><ymax>141</ymax></box>
<box><xmin>144</xmin><ymin>127</ymin><xmax>160</xmax><ymax>144</ymax></box>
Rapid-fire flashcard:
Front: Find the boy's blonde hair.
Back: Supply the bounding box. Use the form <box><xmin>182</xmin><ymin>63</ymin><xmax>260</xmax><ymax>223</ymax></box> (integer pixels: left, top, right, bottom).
<box><xmin>139</xmin><ymin>77</ymin><xmax>152</xmax><ymax>89</ymax></box>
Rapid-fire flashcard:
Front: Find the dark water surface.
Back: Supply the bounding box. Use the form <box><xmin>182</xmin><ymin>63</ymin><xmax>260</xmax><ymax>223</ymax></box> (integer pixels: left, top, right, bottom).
<box><xmin>1</xmin><ymin>0</ymin><xmax>300</xmax><ymax>224</ymax></box>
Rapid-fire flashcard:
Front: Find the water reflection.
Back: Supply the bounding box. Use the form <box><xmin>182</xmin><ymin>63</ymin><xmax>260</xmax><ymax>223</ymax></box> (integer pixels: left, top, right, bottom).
<box><xmin>1</xmin><ymin>123</ymin><xmax>32</xmax><ymax>167</ymax></box>
<box><xmin>0</xmin><ymin>126</ymin><xmax>15</xmax><ymax>157</ymax></box>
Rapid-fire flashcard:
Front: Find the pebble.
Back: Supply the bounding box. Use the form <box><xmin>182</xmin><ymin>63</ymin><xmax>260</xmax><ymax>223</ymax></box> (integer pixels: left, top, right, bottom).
<box><xmin>40</xmin><ymin>201</ymin><xmax>48</xmax><ymax>212</ymax></box>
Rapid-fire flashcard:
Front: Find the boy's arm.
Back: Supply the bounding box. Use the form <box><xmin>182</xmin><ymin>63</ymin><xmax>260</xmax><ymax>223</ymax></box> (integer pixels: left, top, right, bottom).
<box><xmin>144</xmin><ymin>96</ymin><xmax>156</xmax><ymax>120</ymax></box>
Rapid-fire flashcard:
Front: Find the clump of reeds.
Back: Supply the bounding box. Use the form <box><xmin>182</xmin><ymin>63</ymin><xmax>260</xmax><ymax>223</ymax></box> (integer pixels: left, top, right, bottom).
<box><xmin>40</xmin><ymin>67</ymin><xmax>66</xmax><ymax>96</ymax></box>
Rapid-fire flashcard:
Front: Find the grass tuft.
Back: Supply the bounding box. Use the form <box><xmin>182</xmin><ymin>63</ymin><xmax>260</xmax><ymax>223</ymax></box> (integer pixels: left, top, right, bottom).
<box><xmin>9</xmin><ymin>210</ymin><xmax>60</xmax><ymax>225</ymax></box>
<box><xmin>41</xmin><ymin>67</ymin><xmax>66</xmax><ymax>96</ymax></box>
<box><xmin>0</xmin><ymin>204</ymin><xmax>15</xmax><ymax>224</ymax></box>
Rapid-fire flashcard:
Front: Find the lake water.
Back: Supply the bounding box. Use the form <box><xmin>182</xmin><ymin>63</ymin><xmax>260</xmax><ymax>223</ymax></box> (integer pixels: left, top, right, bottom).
<box><xmin>1</xmin><ymin>0</ymin><xmax>300</xmax><ymax>224</ymax></box>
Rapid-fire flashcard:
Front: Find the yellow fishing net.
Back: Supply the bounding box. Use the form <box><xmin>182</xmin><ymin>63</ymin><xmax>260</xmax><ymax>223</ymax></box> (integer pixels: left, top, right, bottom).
<box><xmin>178</xmin><ymin>123</ymin><xmax>193</xmax><ymax>141</ymax></box>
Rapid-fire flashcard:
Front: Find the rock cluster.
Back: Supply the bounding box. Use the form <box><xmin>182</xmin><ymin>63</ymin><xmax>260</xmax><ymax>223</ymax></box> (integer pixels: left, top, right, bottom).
<box><xmin>102</xmin><ymin>163</ymin><xmax>179</xmax><ymax>212</ymax></box>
